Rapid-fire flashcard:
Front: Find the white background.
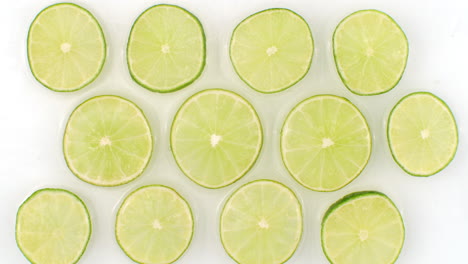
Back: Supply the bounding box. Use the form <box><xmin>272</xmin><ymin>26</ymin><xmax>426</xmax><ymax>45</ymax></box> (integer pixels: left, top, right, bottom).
<box><xmin>1</xmin><ymin>0</ymin><xmax>467</xmax><ymax>263</ymax></box>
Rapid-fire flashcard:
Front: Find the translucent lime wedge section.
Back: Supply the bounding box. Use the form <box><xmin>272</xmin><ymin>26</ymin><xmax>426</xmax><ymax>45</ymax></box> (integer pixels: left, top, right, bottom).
<box><xmin>27</xmin><ymin>3</ymin><xmax>106</xmax><ymax>91</ymax></box>
<box><xmin>333</xmin><ymin>10</ymin><xmax>408</xmax><ymax>95</ymax></box>
<box><xmin>281</xmin><ymin>95</ymin><xmax>371</xmax><ymax>191</ymax></box>
<box><xmin>63</xmin><ymin>95</ymin><xmax>153</xmax><ymax>186</ymax></box>
<box><xmin>230</xmin><ymin>8</ymin><xmax>314</xmax><ymax>93</ymax></box>
<box><xmin>116</xmin><ymin>185</ymin><xmax>193</xmax><ymax>264</ymax></box>
<box><xmin>387</xmin><ymin>92</ymin><xmax>458</xmax><ymax>176</ymax></box>
<box><xmin>16</xmin><ymin>189</ymin><xmax>91</xmax><ymax>264</ymax></box>
<box><xmin>322</xmin><ymin>191</ymin><xmax>405</xmax><ymax>264</ymax></box>
<box><xmin>127</xmin><ymin>4</ymin><xmax>206</xmax><ymax>92</ymax></box>
<box><xmin>171</xmin><ymin>89</ymin><xmax>262</xmax><ymax>188</ymax></box>
<box><xmin>220</xmin><ymin>180</ymin><xmax>302</xmax><ymax>264</ymax></box>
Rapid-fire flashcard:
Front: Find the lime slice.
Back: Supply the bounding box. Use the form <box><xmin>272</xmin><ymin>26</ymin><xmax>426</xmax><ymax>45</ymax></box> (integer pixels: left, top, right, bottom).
<box><xmin>116</xmin><ymin>185</ymin><xmax>193</xmax><ymax>264</ymax></box>
<box><xmin>281</xmin><ymin>95</ymin><xmax>371</xmax><ymax>191</ymax></box>
<box><xmin>63</xmin><ymin>95</ymin><xmax>153</xmax><ymax>186</ymax></box>
<box><xmin>333</xmin><ymin>10</ymin><xmax>408</xmax><ymax>95</ymax></box>
<box><xmin>27</xmin><ymin>3</ymin><xmax>106</xmax><ymax>92</ymax></box>
<box><xmin>16</xmin><ymin>189</ymin><xmax>91</xmax><ymax>264</ymax></box>
<box><xmin>387</xmin><ymin>92</ymin><xmax>458</xmax><ymax>176</ymax></box>
<box><xmin>220</xmin><ymin>180</ymin><xmax>302</xmax><ymax>264</ymax></box>
<box><xmin>230</xmin><ymin>8</ymin><xmax>314</xmax><ymax>93</ymax></box>
<box><xmin>170</xmin><ymin>89</ymin><xmax>262</xmax><ymax>188</ymax></box>
<box><xmin>322</xmin><ymin>191</ymin><xmax>405</xmax><ymax>264</ymax></box>
<box><xmin>127</xmin><ymin>4</ymin><xmax>206</xmax><ymax>92</ymax></box>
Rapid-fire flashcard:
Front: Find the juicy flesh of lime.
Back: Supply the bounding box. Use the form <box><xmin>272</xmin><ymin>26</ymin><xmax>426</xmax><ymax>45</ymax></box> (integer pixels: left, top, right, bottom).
<box><xmin>171</xmin><ymin>90</ymin><xmax>262</xmax><ymax>188</ymax></box>
<box><xmin>64</xmin><ymin>96</ymin><xmax>152</xmax><ymax>186</ymax></box>
<box><xmin>116</xmin><ymin>186</ymin><xmax>193</xmax><ymax>264</ymax></box>
<box><xmin>16</xmin><ymin>190</ymin><xmax>90</xmax><ymax>264</ymax></box>
<box><xmin>334</xmin><ymin>10</ymin><xmax>407</xmax><ymax>94</ymax></box>
<box><xmin>323</xmin><ymin>194</ymin><xmax>404</xmax><ymax>263</ymax></box>
<box><xmin>28</xmin><ymin>4</ymin><xmax>105</xmax><ymax>90</ymax></box>
<box><xmin>388</xmin><ymin>93</ymin><xmax>457</xmax><ymax>175</ymax></box>
<box><xmin>230</xmin><ymin>9</ymin><xmax>313</xmax><ymax>92</ymax></box>
<box><xmin>221</xmin><ymin>181</ymin><xmax>302</xmax><ymax>264</ymax></box>
<box><xmin>282</xmin><ymin>96</ymin><xmax>371</xmax><ymax>191</ymax></box>
<box><xmin>128</xmin><ymin>5</ymin><xmax>205</xmax><ymax>91</ymax></box>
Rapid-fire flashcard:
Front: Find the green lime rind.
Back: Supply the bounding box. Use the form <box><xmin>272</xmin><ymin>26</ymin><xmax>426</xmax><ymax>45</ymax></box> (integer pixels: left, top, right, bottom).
<box><xmin>321</xmin><ymin>191</ymin><xmax>405</xmax><ymax>264</ymax></box>
<box><xmin>170</xmin><ymin>89</ymin><xmax>263</xmax><ymax>189</ymax></box>
<box><xmin>27</xmin><ymin>3</ymin><xmax>107</xmax><ymax>92</ymax></box>
<box><xmin>127</xmin><ymin>4</ymin><xmax>206</xmax><ymax>93</ymax></box>
<box><xmin>115</xmin><ymin>184</ymin><xmax>194</xmax><ymax>264</ymax></box>
<box><xmin>332</xmin><ymin>9</ymin><xmax>408</xmax><ymax>96</ymax></box>
<box><xmin>387</xmin><ymin>91</ymin><xmax>458</xmax><ymax>176</ymax></box>
<box><xmin>230</xmin><ymin>8</ymin><xmax>314</xmax><ymax>94</ymax></box>
<box><xmin>63</xmin><ymin>95</ymin><xmax>154</xmax><ymax>187</ymax></box>
<box><xmin>16</xmin><ymin>188</ymin><xmax>92</xmax><ymax>264</ymax></box>
<box><xmin>220</xmin><ymin>179</ymin><xmax>303</xmax><ymax>264</ymax></box>
<box><xmin>280</xmin><ymin>94</ymin><xmax>372</xmax><ymax>192</ymax></box>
